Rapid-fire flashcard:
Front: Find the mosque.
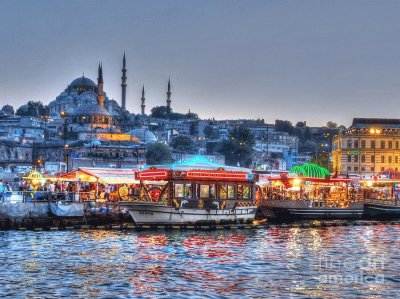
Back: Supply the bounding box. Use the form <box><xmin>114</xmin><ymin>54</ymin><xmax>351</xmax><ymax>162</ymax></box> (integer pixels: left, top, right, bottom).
<box><xmin>47</xmin><ymin>54</ymin><xmax>162</xmax><ymax>143</ymax></box>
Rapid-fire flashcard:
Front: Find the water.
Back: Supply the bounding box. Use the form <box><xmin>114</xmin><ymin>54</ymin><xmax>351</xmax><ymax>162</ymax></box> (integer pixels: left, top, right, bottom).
<box><xmin>1</xmin><ymin>225</ymin><xmax>400</xmax><ymax>298</ymax></box>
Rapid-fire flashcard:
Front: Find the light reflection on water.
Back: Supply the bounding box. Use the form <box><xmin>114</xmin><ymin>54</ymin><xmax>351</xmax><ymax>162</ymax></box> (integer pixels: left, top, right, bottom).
<box><xmin>0</xmin><ymin>225</ymin><xmax>400</xmax><ymax>298</ymax></box>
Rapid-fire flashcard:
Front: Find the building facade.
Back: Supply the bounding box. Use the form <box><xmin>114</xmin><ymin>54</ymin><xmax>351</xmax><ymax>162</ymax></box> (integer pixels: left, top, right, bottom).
<box><xmin>332</xmin><ymin>118</ymin><xmax>400</xmax><ymax>176</ymax></box>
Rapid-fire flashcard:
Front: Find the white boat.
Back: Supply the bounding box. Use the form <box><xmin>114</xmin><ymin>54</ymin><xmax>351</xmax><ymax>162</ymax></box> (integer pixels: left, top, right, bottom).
<box><xmin>122</xmin><ymin>202</ymin><xmax>257</xmax><ymax>225</ymax></box>
<box><xmin>120</xmin><ymin>156</ymin><xmax>258</xmax><ymax>225</ymax></box>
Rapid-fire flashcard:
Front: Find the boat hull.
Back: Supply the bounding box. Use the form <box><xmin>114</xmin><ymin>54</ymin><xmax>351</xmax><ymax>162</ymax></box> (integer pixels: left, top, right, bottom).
<box><xmin>364</xmin><ymin>203</ymin><xmax>400</xmax><ymax>220</ymax></box>
<box><xmin>121</xmin><ymin>202</ymin><xmax>257</xmax><ymax>225</ymax></box>
<box><xmin>271</xmin><ymin>207</ymin><xmax>364</xmax><ymax>222</ymax></box>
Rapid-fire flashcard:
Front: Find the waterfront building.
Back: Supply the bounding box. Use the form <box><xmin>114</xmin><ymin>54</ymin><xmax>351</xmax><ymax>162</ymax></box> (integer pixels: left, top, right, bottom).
<box><xmin>332</xmin><ymin>118</ymin><xmax>400</xmax><ymax>176</ymax></box>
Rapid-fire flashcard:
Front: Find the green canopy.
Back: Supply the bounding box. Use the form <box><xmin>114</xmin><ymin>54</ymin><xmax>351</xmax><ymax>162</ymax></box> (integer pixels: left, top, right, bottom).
<box><xmin>289</xmin><ymin>163</ymin><xmax>330</xmax><ymax>178</ymax></box>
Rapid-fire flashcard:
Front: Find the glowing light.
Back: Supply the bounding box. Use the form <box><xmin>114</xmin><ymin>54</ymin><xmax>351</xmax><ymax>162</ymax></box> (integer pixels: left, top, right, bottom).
<box><xmin>293</xmin><ymin>178</ymin><xmax>302</xmax><ymax>186</ymax></box>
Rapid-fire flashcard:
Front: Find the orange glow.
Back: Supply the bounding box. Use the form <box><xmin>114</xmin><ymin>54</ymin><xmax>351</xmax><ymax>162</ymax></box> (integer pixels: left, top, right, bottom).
<box><xmin>96</xmin><ymin>132</ymin><xmax>132</xmax><ymax>141</ymax></box>
<box><xmin>136</xmin><ymin>170</ymin><xmax>169</xmax><ymax>180</ymax></box>
<box><xmin>369</xmin><ymin>128</ymin><xmax>381</xmax><ymax>135</ymax></box>
<box><xmin>185</xmin><ymin>170</ymin><xmax>251</xmax><ymax>181</ymax></box>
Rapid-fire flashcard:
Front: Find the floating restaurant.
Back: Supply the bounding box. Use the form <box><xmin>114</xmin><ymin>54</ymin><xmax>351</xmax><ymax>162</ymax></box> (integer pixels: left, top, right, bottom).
<box><xmin>121</xmin><ymin>156</ymin><xmax>258</xmax><ymax>225</ymax></box>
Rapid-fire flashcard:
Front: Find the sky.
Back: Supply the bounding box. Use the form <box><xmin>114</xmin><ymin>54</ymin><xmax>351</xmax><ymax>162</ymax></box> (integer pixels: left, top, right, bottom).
<box><xmin>0</xmin><ymin>0</ymin><xmax>400</xmax><ymax>127</ymax></box>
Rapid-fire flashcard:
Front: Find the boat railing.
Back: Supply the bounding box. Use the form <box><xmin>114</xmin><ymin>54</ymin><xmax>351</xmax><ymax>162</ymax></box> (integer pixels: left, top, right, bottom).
<box><xmin>364</xmin><ymin>198</ymin><xmax>399</xmax><ymax>206</ymax></box>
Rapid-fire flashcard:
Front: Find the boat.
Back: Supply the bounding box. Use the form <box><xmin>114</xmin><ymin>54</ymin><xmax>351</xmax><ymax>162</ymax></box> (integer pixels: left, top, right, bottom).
<box><xmin>270</xmin><ymin>203</ymin><xmax>364</xmax><ymax>222</ymax></box>
<box><xmin>257</xmin><ymin>168</ymin><xmax>365</xmax><ymax>222</ymax></box>
<box><xmin>120</xmin><ymin>157</ymin><xmax>258</xmax><ymax>225</ymax></box>
<box><xmin>364</xmin><ymin>202</ymin><xmax>400</xmax><ymax>220</ymax></box>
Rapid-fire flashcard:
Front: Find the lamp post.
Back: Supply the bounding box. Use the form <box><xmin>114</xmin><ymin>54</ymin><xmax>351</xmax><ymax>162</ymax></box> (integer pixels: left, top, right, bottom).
<box><xmin>64</xmin><ymin>144</ymin><xmax>69</xmax><ymax>172</ymax></box>
<box><xmin>369</xmin><ymin>128</ymin><xmax>381</xmax><ymax>176</ymax></box>
<box><xmin>143</xmin><ymin>128</ymin><xmax>148</xmax><ymax>166</ymax></box>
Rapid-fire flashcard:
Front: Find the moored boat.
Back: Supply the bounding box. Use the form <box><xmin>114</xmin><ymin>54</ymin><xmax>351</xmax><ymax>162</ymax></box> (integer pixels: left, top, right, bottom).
<box><xmin>120</xmin><ymin>157</ymin><xmax>258</xmax><ymax>225</ymax></box>
<box><xmin>270</xmin><ymin>203</ymin><xmax>364</xmax><ymax>222</ymax></box>
<box><xmin>364</xmin><ymin>202</ymin><xmax>400</xmax><ymax>220</ymax></box>
<box><xmin>257</xmin><ymin>168</ymin><xmax>365</xmax><ymax>222</ymax></box>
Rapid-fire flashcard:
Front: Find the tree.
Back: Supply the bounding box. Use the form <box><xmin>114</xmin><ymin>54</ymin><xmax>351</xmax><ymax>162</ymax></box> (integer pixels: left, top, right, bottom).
<box><xmin>325</xmin><ymin>121</ymin><xmax>338</xmax><ymax>130</ymax></box>
<box><xmin>150</xmin><ymin>106</ymin><xmax>169</xmax><ymax>119</ymax></box>
<box><xmin>146</xmin><ymin>142</ymin><xmax>172</xmax><ymax>165</ymax></box>
<box><xmin>216</xmin><ymin>126</ymin><xmax>255</xmax><ymax>167</ymax></box>
<box><xmin>275</xmin><ymin>120</ymin><xmax>294</xmax><ymax>134</ymax></box>
<box><xmin>295</xmin><ymin>121</ymin><xmax>306</xmax><ymax>128</ymax></box>
<box><xmin>16</xmin><ymin>101</ymin><xmax>49</xmax><ymax>117</ymax></box>
<box><xmin>170</xmin><ymin>135</ymin><xmax>199</xmax><ymax>153</ymax></box>
<box><xmin>1</xmin><ymin>105</ymin><xmax>14</xmax><ymax>116</ymax></box>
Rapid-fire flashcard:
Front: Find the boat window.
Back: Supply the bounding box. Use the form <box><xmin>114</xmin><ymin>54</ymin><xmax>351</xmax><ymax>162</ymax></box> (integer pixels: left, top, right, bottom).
<box><xmin>243</xmin><ymin>185</ymin><xmax>251</xmax><ymax>199</ymax></box>
<box><xmin>219</xmin><ymin>185</ymin><xmax>227</xmax><ymax>199</ymax></box>
<box><xmin>200</xmin><ymin>185</ymin><xmax>209</xmax><ymax>198</ymax></box>
<box><xmin>199</xmin><ymin>184</ymin><xmax>216</xmax><ymax>199</ymax></box>
<box><xmin>175</xmin><ymin>183</ymin><xmax>192</xmax><ymax>198</ymax></box>
<box><xmin>210</xmin><ymin>184</ymin><xmax>216</xmax><ymax>199</ymax></box>
<box><xmin>175</xmin><ymin>183</ymin><xmax>184</xmax><ymax>198</ymax></box>
<box><xmin>219</xmin><ymin>184</ymin><xmax>235</xmax><ymax>199</ymax></box>
<box><xmin>184</xmin><ymin>184</ymin><xmax>192</xmax><ymax>199</ymax></box>
<box><xmin>238</xmin><ymin>184</ymin><xmax>252</xmax><ymax>200</ymax></box>
<box><xmin>227</xmin><ymin>185</ymin><xmax>235</xmax><ymax>199</ymax></box>
<box><xmin>238</xmin><ymin>185</ymin><xmax>251</xmax><ymax>199</ymax></box>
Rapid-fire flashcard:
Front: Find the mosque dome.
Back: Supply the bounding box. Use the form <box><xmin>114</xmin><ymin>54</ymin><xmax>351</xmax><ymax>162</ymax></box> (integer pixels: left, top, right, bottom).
<box><xmin>70</xmin><ymin>76</ymin><xmax>96</xmax><ymax>89</ymax></box>
<box><xmin>73</xmin><ymin>103</ymin><xmax>109</xmax><ymax>116</ymax></box>
<box><xmin>68</xmin><ymin>76</ymin><xmax>97</xmax><ymax>95</ymax></box>
<box><xmin>129</xmin><ymin>129</ymin><xmax>157</xmax><ymax>143</ymax></box>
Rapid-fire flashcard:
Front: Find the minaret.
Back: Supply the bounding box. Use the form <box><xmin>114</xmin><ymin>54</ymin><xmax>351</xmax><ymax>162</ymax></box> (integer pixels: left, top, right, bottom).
<box><xmin>166</xmin><ymin>77</ymin><xmax>171</xmax><ymax>115</ymax></box>
<box><xmin>97</xmin><ymin>62</ymin><xmax>105</xmax><ymax>108</ymax></box>
<box><xmin>141</xmin><ymin>85</ymin><xmax>146</xmax><ymax>116</ymax></box>
<box><xmin>121</xmin><ymin>52</ymin><xmax>127</xmax><ymax>110</ymax></box>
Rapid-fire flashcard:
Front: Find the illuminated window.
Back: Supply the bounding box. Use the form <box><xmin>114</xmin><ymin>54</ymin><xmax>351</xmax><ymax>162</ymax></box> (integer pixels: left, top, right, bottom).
<box><xmin>219</xmin><ymin>184</ymin><xmax>235</xmax><ymax>200</ymax></box>
<box><xmin>371</xmin><ymin>141</ymin><xmax>375</xmax><ymax>149</ymax></box>
<box><xmin>199</xmin><ymin>184</ymin><xmax>216</xmax><ymax>199</ymax></box>
<box><xmin>184</xmin><ymin>184</ymin><xmax>192</xmax><ymax>198</ymax></box>
<box><xmin>174</xmin><ymin>184</ymin><xmax>184</xmax><ymax>198</ymax></box>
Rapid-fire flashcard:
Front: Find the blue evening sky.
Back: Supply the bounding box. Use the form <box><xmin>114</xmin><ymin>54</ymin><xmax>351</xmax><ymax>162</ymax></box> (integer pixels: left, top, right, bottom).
<box><xmin>0</xmin><ymin>0</ymin><xmax>399</xmax><ymax>126</ymax></box>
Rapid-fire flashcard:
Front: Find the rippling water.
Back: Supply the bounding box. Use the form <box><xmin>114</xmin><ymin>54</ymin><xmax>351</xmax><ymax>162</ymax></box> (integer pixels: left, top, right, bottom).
<box><xmin>1</xmin><ymin>225</ymin><xmax>400</xmax><ymax>298</ymax></box>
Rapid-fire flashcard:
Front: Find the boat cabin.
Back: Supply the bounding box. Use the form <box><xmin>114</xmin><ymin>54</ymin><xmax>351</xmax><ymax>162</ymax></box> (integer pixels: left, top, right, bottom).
<box><xmin>135</xmin><ymin>166</ymin><xmax>259</xmax><ymax>210</ymax></box>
